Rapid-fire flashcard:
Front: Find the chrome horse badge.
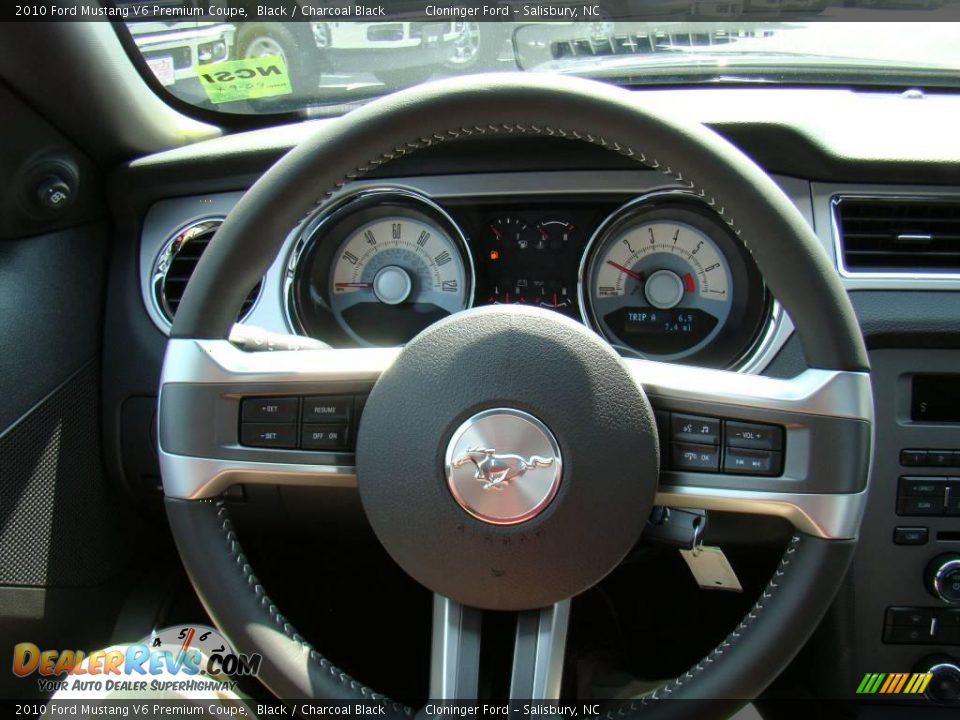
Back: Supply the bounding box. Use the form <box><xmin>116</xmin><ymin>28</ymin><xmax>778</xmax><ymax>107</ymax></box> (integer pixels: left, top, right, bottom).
<box><xmin>452</xmin><ymin>448</ymin><xmax>556</xmax><ymax>490</ymax></box>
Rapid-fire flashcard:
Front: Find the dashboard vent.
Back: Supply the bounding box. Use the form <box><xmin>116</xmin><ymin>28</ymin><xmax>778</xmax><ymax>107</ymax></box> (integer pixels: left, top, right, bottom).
<box><xmin>153</xmin><ymin>218</ymin><xmax>262</xmax><ymax>326</ymax></box>
<box><xmin>835</xmin><ymin>197</ymin><xmax>960</xmax><ymax>275</ymax></box>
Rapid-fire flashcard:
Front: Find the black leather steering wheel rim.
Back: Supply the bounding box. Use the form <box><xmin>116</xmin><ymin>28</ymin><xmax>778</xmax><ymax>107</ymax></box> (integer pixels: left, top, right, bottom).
<box><xmin>162</xmin><ymin>74</ymin><xmax>869</xmax><ymax>716</ymax></box>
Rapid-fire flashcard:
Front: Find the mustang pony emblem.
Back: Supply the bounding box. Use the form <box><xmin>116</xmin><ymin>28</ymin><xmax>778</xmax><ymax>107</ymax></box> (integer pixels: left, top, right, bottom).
<box><xmin>451</xmin><ymin>448</ymin><xmax>555</xmax><ymax>490</ymax></box>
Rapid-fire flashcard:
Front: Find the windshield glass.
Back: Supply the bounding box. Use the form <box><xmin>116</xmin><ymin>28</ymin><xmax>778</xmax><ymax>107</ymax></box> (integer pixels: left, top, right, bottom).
<box><xmin>116</xmin><ymin>2</ymin><xmax>960</xmax><ymax>116</ymax></box>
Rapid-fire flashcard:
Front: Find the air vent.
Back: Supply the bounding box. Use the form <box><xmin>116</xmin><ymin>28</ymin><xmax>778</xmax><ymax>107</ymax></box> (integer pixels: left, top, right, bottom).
<box><xmin>152</xmin><ymin>218</ymin><xmax>263</xmax><ymax>326</ymax></box>
<box><xmin>835</xmin><ymin>197</ymin><xmax>960</xmax><ymax>275</ymax></box>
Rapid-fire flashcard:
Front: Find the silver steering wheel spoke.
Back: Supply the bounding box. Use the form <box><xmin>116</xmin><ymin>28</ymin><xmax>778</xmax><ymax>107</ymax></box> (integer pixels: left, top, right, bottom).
<box><xmin>626</xmin><ymin>358</ymin><xmax>874</xmax><ymax>540</ymax></box>
<box><xmin>159</xmin><ymin>338</ymin><xmax>872</xmax><ymax>543</ymax></box>
<box><xmin>158</xmin><ymin>338</ymin><xmax>396</xmax><ymax>500</ymax></box>
<box><xmin>429</xmin><ymin>595</ymin><xmax>571</xmax><ymax>702</ymax></box>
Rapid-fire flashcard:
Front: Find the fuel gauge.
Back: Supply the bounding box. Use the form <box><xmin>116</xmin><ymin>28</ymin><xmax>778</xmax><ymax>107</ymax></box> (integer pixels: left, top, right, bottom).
<box><xmin>532</xmin><ymin>219</ymin><xmax>579</xmax><ymax>253</ymax></box>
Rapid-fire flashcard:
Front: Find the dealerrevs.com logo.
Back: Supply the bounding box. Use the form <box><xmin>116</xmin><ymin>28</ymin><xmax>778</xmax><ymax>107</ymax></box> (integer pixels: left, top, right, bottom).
<box><xmin>12</xmin><ymin>625</ymin><xmax>261</xmax><ymax>695</ymax></box>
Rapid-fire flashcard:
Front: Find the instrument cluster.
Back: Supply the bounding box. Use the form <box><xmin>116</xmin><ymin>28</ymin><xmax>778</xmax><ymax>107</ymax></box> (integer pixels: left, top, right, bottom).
<box><xmin>285</xmin><ymin>187</ymin><xmax>773</xmax><ymax>369</ymax></box>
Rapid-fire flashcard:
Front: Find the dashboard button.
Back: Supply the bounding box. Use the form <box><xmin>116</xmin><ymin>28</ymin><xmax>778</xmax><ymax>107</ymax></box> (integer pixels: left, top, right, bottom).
<box><xmin>946</xmin><ymin>496</ymin><xmax>960</xmax><ymax>517</ymax></box>
<box><xmin>898</xmin><ymin>497</ymin><xmax>943</xmax><ymax>516</ymax></box>
<box><xmin>240</xmin><ymin>423</ymin><xmax>297</xmax><ymax>449</ymax></box>
<box><xmin>723</xmin><ymin>448</ymin><xmax>781</xmax><ymax>476</ymax></box>
<box><xmin>302</xmin><ymin>424</ymin><xmax>349</xmax><ymax>451</ymax></box>
<box><xmin>900</xmin><ymin>477</ymin><xmax>946</xmax><ymax>497</ymax></box>
<box><xmin>893</xmin><ymin>527</ymin><xmax>929</xmax><ymax>545</ymax></box>
<box><xmin>241</xmin><ymin>396</ymin><xmax>298</xmax><ymax>423</ymax></box>
<box><xmin>883</xmin><ymin>625</ymin><xmax>933</xmax><ymax>644</ymax></box>
<box><xmin>725</xmin><ymin>421</ymin><xmax>783</xmax><ymax>451</ymax></box>
<box><xmin>900</xmin><ymin>449</ymin><xmax>927</xmax><ymax>467</ymax></box>
<box><xmin>886</xmin><ymin>607</ymin><xmax>935</xmax><ymax>628</ymax></box>
<box><xmin>927</xmin><ymin>450</ymin><xmax>953</xmax><ymax>468</ymax></box>
<box><xmin>671</xmin><ymin>443</ymin><xmax>720</xmax><ymax>472</ymax></box>
<box><xmin>303</xmin><ymin>396</ymin><xmax>352</xmax><ymax>423</ymax></box>
<box><xmin>671</xmin><ymin>414</ymin><xmax>720</xmax><ymax>445</ymax></box>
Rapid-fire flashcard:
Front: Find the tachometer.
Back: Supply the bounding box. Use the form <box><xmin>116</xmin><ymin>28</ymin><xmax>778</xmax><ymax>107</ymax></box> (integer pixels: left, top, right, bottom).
<box><xmin>288</xmin><ymin>189</ymin><xmax>474</xmax><ymax>347</ymax></box>
<box><xmin>581</xmin><ymin>192</ymin><xmax>770</xmax><ymax>367</ymax></box>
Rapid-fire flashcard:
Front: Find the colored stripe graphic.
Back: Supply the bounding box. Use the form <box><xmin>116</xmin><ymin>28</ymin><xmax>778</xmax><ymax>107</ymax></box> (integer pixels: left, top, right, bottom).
<box><xmin>856</xmin><ymin>672</ymin><xmax>932</xmax><ymax>694</ymax></box>
<box><xmin>892</xmin><ymin>673</ymin><xmax>909</xmax><ymax>694</ymax></box>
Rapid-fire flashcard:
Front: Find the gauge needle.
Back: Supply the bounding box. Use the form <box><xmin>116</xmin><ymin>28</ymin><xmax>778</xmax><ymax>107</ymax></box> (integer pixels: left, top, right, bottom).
<box><xmin>334</xmin><ymin>282</ymin><xmax>372</xmax><ymax>289</ymax></box>
<box><xmin>606</xmin><ymin>261</ymin><xmax>645</xmax><ymax>282</ymax></box>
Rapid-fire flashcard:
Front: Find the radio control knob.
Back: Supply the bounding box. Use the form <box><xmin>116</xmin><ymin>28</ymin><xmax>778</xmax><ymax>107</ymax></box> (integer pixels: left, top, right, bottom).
<box><xmin>926</xmin><ymin>554</ymin><xmax>960</xmax><ymax>604</ymax></box>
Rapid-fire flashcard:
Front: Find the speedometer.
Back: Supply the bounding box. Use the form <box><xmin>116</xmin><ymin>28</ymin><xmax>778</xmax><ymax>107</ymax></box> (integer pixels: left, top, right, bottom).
<box><xmin>581</xmin><ymin>191</ymin><xmax>770</xmax><ymax>367</ymax></box>
<box><xmin>288</xmin><ymin>189</ymin><xmax>474</xmax><ymax>347</ymax></box>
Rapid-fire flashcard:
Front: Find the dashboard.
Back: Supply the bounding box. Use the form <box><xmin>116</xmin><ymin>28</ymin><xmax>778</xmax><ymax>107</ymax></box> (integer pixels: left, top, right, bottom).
<box><xmin>140</xmin><ymin>171</ymin><xmax>791</xmax><ymax>372</ymax></box>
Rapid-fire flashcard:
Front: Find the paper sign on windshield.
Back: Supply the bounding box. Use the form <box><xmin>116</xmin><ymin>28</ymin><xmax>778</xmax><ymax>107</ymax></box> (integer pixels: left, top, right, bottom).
<box><xmin>197</xmin><ymin>55</ymin><xmax>292</xmax><ymax>103</ymax></box>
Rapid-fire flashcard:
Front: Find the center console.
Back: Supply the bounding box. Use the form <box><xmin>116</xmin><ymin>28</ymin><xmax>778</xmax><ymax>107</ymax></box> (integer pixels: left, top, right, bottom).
<box><xmin>853</xmin><ymin>349</ymin><xmax>960</xmax><ymax>703</ymax></box>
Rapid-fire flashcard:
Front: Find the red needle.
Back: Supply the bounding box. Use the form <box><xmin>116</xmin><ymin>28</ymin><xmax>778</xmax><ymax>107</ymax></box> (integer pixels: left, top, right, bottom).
<box><xmin>552</xmin><ymin>292</ymin><xmax>559</xmax><ymax>308</ymax></box>
<box><xmin>606</xmin><ymin>261</ymin><xmax>645</xmax><ymax>282</ymax></box>
<box><xmin>334</xmin><ymin>282</ymin><xmax>371</xmax><ymax>289</ymax></box>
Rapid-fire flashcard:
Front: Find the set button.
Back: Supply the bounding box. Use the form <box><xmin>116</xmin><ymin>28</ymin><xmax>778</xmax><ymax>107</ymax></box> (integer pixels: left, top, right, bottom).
<box><xmin>240</xmin><ymin>422</ymin><xmax>297</xmax><ymax>449</ymax></box>
<box><xmin>241</xmin><ymin>397</ymin><xmax>298</xmax><ymax>423</ymax></box>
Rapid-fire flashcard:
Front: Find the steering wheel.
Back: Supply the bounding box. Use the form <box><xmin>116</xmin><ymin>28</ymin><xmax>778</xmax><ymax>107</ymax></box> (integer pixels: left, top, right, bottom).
<box><xmin>159</xmin><ymin>75</ymin><xmax>872</xmax><ymax>717</ymax></box>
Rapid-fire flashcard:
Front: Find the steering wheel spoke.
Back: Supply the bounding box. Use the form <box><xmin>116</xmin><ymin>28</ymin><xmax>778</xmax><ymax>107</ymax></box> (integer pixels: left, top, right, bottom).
<box><xmin>429</xmin><ymin>595</ymin><xmax>570</xmax><ymax>702</ymax></box>
<box><xmin>158</xmin><ymin>337</ymin><xmax>394</xmax><ymax>499</ymax></box>
<box><xmin>627</xmin><ymin>358</ymin><xmax>874</xmax><ymax>540</ymax></box>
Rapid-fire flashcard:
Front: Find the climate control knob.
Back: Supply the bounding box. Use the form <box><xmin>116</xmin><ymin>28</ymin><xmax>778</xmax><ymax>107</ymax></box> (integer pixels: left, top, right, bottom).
<box><xmin>925</xmin><ymin>554</ymin><xmax>960</xmax><ymax>604</ymax></box>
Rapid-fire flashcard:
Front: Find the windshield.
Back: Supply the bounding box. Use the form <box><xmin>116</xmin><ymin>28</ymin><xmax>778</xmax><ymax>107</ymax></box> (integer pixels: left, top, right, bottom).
<box><xmin>117</xmin><ymin>2</ymin><xmax>960</xmax><ymax>117</ymax></box>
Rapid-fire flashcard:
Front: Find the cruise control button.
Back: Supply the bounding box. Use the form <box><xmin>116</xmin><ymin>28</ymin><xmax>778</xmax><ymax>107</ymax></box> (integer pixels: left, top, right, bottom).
<box><xmin>240</xmin><ymin>423</ymin><xmax>297</xmax><ymax>449</ymax></box>
<box><xmin>672</xmin><ymin>414</ymin><xmax>720</xmax><ymax>445</ymax></box>
<box><xmin>241</xmin><ymin>396</ymin><xmax>298</xmax><ymax>423</ymax></box>
<box><xmin>301</xmin><ymin>424</ymin><xmax>349</xmax><ymax>451</ymax></box>
<box><xmin>899</xmin><ymin>477</ymin><xmax>946</xmax><ymax>497</ymax></box>
<box><xmin>303</xmin><ymin>396</ymin><xmax>352</xmax><ymax>423</ymax></box>
<box><xmin>900</xmin><ymin>449</ymin><xmax>927</xmax><ymax>467</ymax></box>
<box><xmin>897</xmin><ymin>497</ymin><xmax>943</xmax><ymax>516</ymax></box>
<box><xmin>723</xmin><ymin>448</ymin><xmax>782</xmax><ymax>476</ymax></box>
<box><xmin>671</xmin><ymin>443</ymin><xmax>720</xmax><ymax>472</ymax></box>
<box><xmin>725</xmin><ymin>421</ymin><xmax>783</xmax><ymax>451</ymax></box>
<box><xmin>893</xmin><ymin>527</ymin><xmax>928</xmax><ymax>545</ymax></box>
